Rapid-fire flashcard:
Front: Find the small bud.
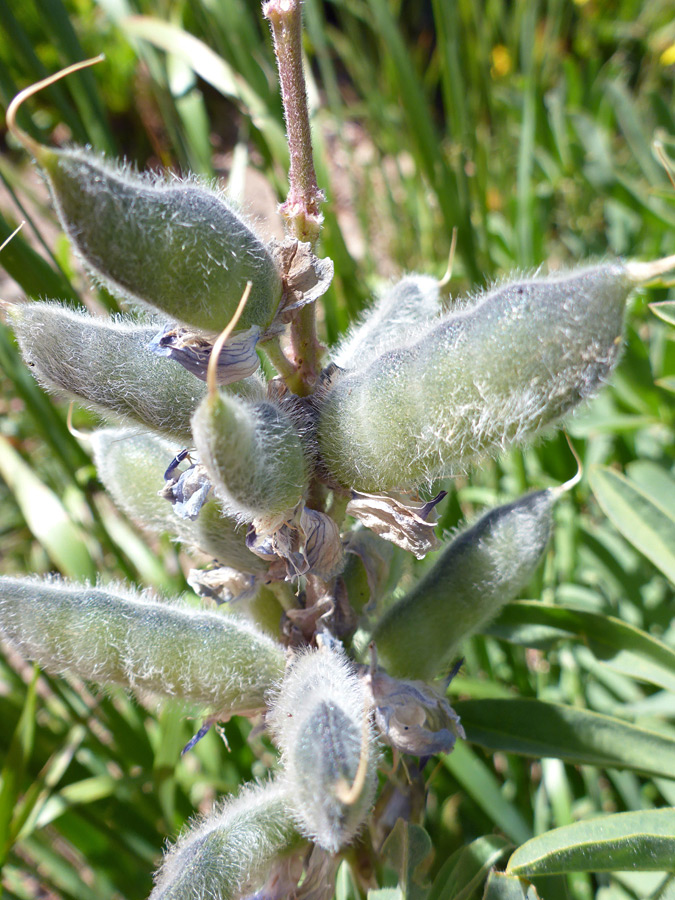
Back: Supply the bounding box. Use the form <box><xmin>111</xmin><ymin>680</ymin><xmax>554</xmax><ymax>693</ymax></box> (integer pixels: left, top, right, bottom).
<box><xmin>371</xmin><ymin>490</ymin><xmax>553</xmax><ymax>681</ymax></box>
<box><xmin>9</xmin><ymin>302</ymin><xmax>206</xmax><ymax>442</ymax></box>
<box><xmin>191</xmin><ymin>393</ymin><xmax>309</xmax><ymax>525</ymax></box>
<box><xmin>268</xmin><ymin>645</ymin><xmax>380</xmax><ymax>852</ymax></box>
<box><xmin>90</xmin><ymin>428</ymin><xmax>266</xmax><ymax>574</ymax></box>
<box><xmin>151</xmin><ymin>780</ymin><xmax>302</xmax><ymax>900</ymax></box>
<box><xmin>0</xmin><ymin>576</ymin><xmax>286</xmax><ymax>715</ymax></box>
<box><xmin>333</xmin><ymin>274</ymin><xmax>442</xmax><ymax>370</ymax></box>
<box><xmin>38</xmin><ymin>146</ymin><xmax>283</xmax><ymax>334</ymax></box>
<box><xmin>318</xmin><ymin>263</ymin><xmax>635</xmax><ymax>491</ymax></box>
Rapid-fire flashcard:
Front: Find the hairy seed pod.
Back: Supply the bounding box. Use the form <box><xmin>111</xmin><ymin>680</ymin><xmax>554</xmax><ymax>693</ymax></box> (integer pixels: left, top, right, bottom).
<box><xmin>0</xmin><ymin>576</ymin><xmax>286</xmax><ymax>715</ymax></box>
<box><xmin>191</xmin><ymin>392</ymin><xmax>309</xmax><ymax>525</ymax></box>
<box><xmin>318</xmin><ymin>263</ymin><xmax>633</xmax><ymax>491</ymax></box>
<box><xmin>371</xmin><ymin>490</ymin><xmax>553</xmax><ymax>681</ymax></box>
<box><xmin>268</xmin><ymin>646</ymin><xmax>380</xmax><ymax>852</ymax></box>
<box><xmin>90</xmin><ymin>428</ymin><xmax>266</xmax><ymax>574</ymax></box>
<box><xmin>151</xmin><ymin>780</ymin><xmax>302</xmax><ymax>900</ymax></box>
<box><xmin>36</xmin><ymin>146</ymin><xmax>282</xmax><ymax>333</ymax></box>
<box><xmin>333</xmin><ymin>274</ymin><xmax>442</xmax><ymax>369</ymax></box>
<box><xmin>9</xmin><ymin>302</ymin><xmax>205</xmax><ymax>441</ymax></box>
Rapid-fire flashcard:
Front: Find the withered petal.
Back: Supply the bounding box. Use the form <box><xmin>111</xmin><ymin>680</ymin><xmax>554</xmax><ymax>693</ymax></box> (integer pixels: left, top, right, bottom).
<box><xmin>346</xmin><ymin>491</ymin><xmax>444</xmax><ymax>559</ymax></box>
<box><xmin>148</xmin><ymin>323</ymin><xmax>260</xmax><ymax>384</ymax></box>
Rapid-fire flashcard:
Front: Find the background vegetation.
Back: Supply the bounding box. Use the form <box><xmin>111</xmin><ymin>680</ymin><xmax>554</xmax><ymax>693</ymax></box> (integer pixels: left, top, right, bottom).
<box><xmin>0</xmin><ymin>1</ymin><xmax>674</xmax><ymax>898</ymax></box>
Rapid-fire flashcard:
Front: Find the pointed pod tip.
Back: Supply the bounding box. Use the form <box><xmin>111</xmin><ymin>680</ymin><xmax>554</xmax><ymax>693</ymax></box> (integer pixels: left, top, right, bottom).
<box><xmin>625</xmin><ymin>253</ymin><xmax>675</xmax><ymax>284</ymax></box>
<box><xmin>6</xmin><ymin>55</ymin><xmax>105</xmax><ymax>161</ymax></box>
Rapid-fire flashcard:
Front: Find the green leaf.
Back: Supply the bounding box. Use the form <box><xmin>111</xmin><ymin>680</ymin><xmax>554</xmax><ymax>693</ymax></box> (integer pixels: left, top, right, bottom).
<box><xmin>650</xmin><ymin>301</ymin><xmax>675</xmax><ymax>326</ymax></box>
<box><xmin>454</xmin><ymin>698</ymin><xmax>675</xmax><ymax>779</ymax></box>
<box><xmin>488</xmin><ymin>601</ymin><xmax>675</xmax><ymax>693</ymax></box>
<box><xmin>0</xmin><ymin>436</ymin><xmax>98</xmax><ymax>580</ymax></box>
<box><xmin>482</xmin><ymin>871</ymin><xmax>541</xmax><ymax>900</ymax></box>
<box><xmin>589</xmin><ymin>465</ymin><xmax>675</xmax><ymax>583</ymax></box>
<box><xmin>506</xmin><ymin>808</ymin><xmax>675</xmax><ymax>875</ymax></box>
<box><xmin>442</xmin><ymin>740</ymin><xmax>532</xmax><ymax>844</ymax></box>
<box><xmin>428</xmin><ymin>835</ymin><xmax>512</xmax><ymax>900</ymax></box>
<box><xmin>381</xmin><ymin>819</ymin><xmax>433</xmax><ymax>900</ymax></box>
<box><xmin>0</xmin><ymin>666</ymin><xmax>39</xmax><ymax>866</ymax></box>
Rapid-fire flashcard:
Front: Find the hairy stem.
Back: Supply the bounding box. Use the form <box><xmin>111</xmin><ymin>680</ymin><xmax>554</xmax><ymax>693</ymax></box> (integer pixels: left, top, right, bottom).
<box><xmin>264</xmin><ymin>0</ymin><xmax>325</xmax><ymax>398</ymax></box>
<box><xmin>263</xmin><ymin>0</ymin><xmax>324</xmax><ymax>245</ymax></box>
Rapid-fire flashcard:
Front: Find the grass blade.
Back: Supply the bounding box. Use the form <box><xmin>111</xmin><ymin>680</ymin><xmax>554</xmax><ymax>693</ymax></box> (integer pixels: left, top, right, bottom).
<box><xmin>454</xmin><ymin>698</ymin><xmax>675</xmax><ymax>779</ymax></box>
<box><xmin>589</xmin><ymin>465</ymin><xmax>675</xmax><ymax>584</ymax></box>
<box><xmin>506</xmin><ymin>808</ymin><xmax>675</xmax><ymax>875</ymax></box>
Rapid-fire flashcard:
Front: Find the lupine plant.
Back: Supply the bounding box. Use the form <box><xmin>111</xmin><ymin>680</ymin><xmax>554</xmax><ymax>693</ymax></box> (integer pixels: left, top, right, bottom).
<box><xmin>2</xmin><ymin>2</ymin><xmax>675</xmax><ymax>899</ymax></box>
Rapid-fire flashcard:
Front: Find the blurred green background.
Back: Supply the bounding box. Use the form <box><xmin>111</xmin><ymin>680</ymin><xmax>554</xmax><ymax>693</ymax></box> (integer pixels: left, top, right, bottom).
<box><xmin>0</xmin><ymin>1</ymin><xmax>674</xmax><ymax>898</ymax></box>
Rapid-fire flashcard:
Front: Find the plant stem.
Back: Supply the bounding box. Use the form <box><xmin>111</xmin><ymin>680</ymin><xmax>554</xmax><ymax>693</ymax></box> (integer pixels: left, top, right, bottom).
<box><xmin>263</xmin><ymin>0</ymin><xmax>324</xmax><ymax>246</ymax></box>
<box><xmin>264</xmin><ymin>0</ymin><xmax>326</xmax><ymax>397</ymax></box>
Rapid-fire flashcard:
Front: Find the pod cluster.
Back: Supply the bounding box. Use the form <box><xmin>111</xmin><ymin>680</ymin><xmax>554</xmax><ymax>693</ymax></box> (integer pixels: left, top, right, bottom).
<box><xmin>2</xmin><ymin>63</ymin><xmax>658</xmax><ymax>900</ymax></box>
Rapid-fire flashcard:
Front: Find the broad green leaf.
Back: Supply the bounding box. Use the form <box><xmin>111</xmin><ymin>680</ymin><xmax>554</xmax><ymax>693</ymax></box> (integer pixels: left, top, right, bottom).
<box><xmin>589</xmin><ymin>466</ymin><xmax>675</xmax><ymax>584</ymax></box>
<box><xmin>482</xmin><ymin>871</ymin><xmax>541</xmax><ymax>900</ymax></box>
<box><xmin>428</xmin><ymin>835</ymin><xmax>512</xmax><ymax>900</ymax></box>
<box><xmin>488</xmin><ymin>602</ymin><xmax>675</xmax><ymax>693</ymax></box>
<box><xmin>442</xmin><ymin>740</ymin><xmax>532</xmax><ymax>845</ymax></box>
<box><xmin>506</xmin><ymin>808</ymin><xmax>675</xmax><ymax>875</ymax></box>
<box><xmin>454</xmin><ymin>699</ymin><xmax>675</xmax><ymax>779</ymax></box>
<box><xmin>381</xmin><ymin>819</ymin><xmax>433</xmax><ymax>900</ymax></box>
<box><xmin>650</xmin><ymin>301</ymin><xmax>675</xmax><ymax>326</ymax></box>
<box><xmin>625</xmin><ymin>461</ymin><xmax>675</xmax><ymax>516</ymax></box>
<box><xmin>0</xmin><ymin>436</ymin><xmax>98</xmax><ymax>580</ymax></box>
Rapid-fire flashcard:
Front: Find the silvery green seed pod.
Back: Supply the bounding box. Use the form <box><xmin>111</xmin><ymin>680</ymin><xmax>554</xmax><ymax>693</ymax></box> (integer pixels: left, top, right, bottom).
<box><xmin>191</xmin><ymin>392</ymin><xmax>309</xmax><ymax>525</ymax></box>
<box><xmin>9</xmin><ymin>302</ymin><xmax>205</xmax><ymax>442</ymax></box>
<box><xmin>0</xmin><ymin>576</ymin><xmax>286</xmax><ymax>715</ymax></box>
<box><xmin>318</xmin><ymin>263</ymin><xmax>633</xmax><ymax>491</ymax></box>
<box><xmin>371</xmin><ymin>490</ymin><xmax>553</xmax><ymax>681</ymax></box>
<box><xmin>36</xmin><ymin>146</ymin><xmax>283</xmax><ymax>333</ymax></box>
<box><xmin>151</xmin><ymin>780</ymin><xmax>302</xmax><ymax>900</ymax></box>
<box><xmin>333</xmin><ymin>274</ymin><xmax>442</xmax><ymax>369</ymax></box>
<box><xmin>268</xmin><ymin>646</ymin><xmax>380</xmax><ymax>852</ymax></box>
<box><xmin>90</xmin><ymin>428</ymin><xmax>266</xmax><ymax>574</ymax></box>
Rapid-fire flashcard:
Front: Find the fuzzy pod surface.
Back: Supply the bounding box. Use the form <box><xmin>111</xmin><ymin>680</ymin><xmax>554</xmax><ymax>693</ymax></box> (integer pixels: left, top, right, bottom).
<box><xmin>150</xmin><ymin>780</ymin><xmax>302</xmax><ymax>900</ymax></box>
<box><xmin>90</xmin><ymin>428</ymin><xmax>266</xmax><ymax>574</ymax></box>
<box><xmin>371</xmin><ymin>490</ymin><xmax>553</xmax><ymax>681</ymax></box>
<box><xmin>318</xmin><ymin>264</ymin><xmax>632</xmax><ymax>491</ymax></box>
<box><xmin>39</xmin><ymin>147</ymin><xmax>283</xmax><ymax>333</ymax></box>
<box><xmin>333</xmin><ymin>274</ymin><xmax>442</xmax><ymax>370</ymax></box>
<box><xmin>268</xmin><ymin>646</ymin><xmax>380</xmax><ymax>852</ymax></box>
<box><xmin>0</xmin><ymin>577</ymin><xmax>286</xmax><ymax>714</ymax></box>
<box><xmin>9</xmin><ymin>303</ymin><xmax>205</xmax><ymax>442</ymax></box>
<box><xmin>191</xmin><ymin>392</ymin><xmax>309</xmax><ymax>524</ymax></box>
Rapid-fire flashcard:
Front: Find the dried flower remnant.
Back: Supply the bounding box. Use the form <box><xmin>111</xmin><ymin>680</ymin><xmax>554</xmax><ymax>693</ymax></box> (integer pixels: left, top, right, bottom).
<box><xmin>346</xmin><ymin>490</ymin><xmax>447</xmax><ymax>558</ymax></box>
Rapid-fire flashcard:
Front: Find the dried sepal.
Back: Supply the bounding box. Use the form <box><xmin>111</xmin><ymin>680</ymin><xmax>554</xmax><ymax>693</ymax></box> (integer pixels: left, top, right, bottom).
<box><xmin>149</xmin><ymin>324</ymin><xmax>261</xmax><ymax>385</ymax></box>
<box><xmin>346</xmin><ymin>490</ymin><xmax>446</xmax><ymax>559</ymax></box>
